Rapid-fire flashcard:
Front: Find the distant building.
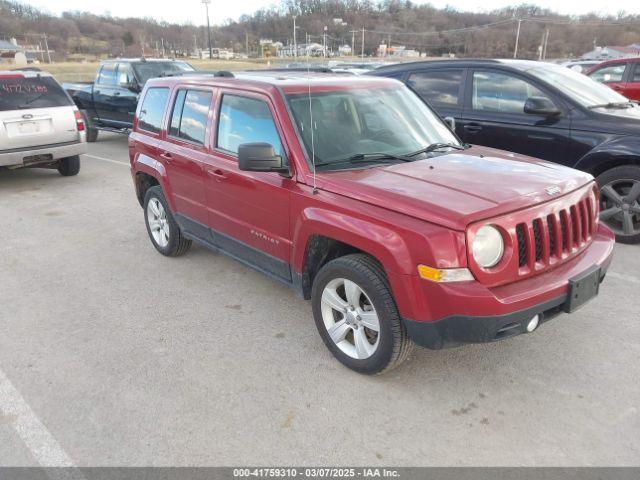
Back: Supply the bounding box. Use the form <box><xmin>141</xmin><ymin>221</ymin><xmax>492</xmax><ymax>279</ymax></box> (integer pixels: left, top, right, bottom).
<box><xmin>0</xmin><ymin>38</ymin><xmax>24</xmax><ymax>63</ymax></box>
<box><xmin>277</xmin><ymin>43</ymin><xmax>325</xmax><ymax>58</ymax></box>
<box><xmin>377</xmin><ymin>45</ymin><xmax>420</xmax><ymax>58</ymax></box>
<box><xmin>582</xmin><ymin>45</ymin><xmax>640</xmax><ymax>61</ymax></box>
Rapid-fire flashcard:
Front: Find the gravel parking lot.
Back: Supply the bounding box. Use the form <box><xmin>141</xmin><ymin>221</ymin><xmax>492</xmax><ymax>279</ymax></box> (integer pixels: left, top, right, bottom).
<box><xmin>0</xmin><ymin>133</ymin><xmax>639</xmax><ymax>467</ymax></box>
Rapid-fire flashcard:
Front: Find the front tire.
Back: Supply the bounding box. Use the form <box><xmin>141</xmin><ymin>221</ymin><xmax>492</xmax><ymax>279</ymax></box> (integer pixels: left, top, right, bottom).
<box><xmin>597</xmin><ymin>165</ymin><xmax>640</xmax><ymax>244</ymax></box>
<box><xmin>57</xmin><ymin>155</ymin><xmax>81</xmax><ymax>176</ymax></box>
<box><xmin>143</xmin><ymin>186</ymin><xmax>192</xmax><ymax>256</ymax></box>
<box><xmin>311</xmin><ymin>254</ymin><xmax>413</xmax><ymax>375</ymax></box>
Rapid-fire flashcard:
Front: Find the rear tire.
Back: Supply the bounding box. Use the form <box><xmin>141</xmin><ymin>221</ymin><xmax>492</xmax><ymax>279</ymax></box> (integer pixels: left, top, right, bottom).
<box><xmin>143</xmin><ymin>186</ymin><xmax>192</xmax><ymax>256</ymax></box>
<box><xmin>596</xmin><ymin>165</ymin><xmax>640</xmax><ymax>244</ymax></box>
<box><xmin>311</xmin><ymin>254</ymin><xmax>413</xmax><ymax>375</ymax></box>
<box><xmin>81</xmin><ymin>111</ymin><xmax>98</xmax><ymax>143</ymax></box>
<box><xmin>57</xmin><ymin>155</ymin><xmax>81</xmax><ymax>176</ymax></box>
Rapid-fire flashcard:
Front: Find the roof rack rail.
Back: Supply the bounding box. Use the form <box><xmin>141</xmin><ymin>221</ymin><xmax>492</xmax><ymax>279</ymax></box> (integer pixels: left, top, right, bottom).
<box><xmin>164</xmin><ymin>70</ymin><xmax>235</xmax><ymax>78</ymax></box>
<box><xmin>248</xmin><ymin>67</ymin><xmax>334</xmax><ymax>74</ymax></box>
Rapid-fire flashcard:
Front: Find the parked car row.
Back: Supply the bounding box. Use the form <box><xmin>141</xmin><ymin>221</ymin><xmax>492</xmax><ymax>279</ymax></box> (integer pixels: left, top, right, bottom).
<box><xmin>371</xmin><ymin>59</ymin><xmax>640</xmax><ymax>244</ymax></box>
<box><xmin>2</xmin><ymin>58</ymin><xmax>632</xmax><ymax>374</ymax></box>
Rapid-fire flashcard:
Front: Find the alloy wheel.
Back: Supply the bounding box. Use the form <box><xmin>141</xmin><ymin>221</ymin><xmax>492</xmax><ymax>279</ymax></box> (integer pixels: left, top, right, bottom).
<box><xmin>147</xmin><ymin>198</ymin><xmax>170</xmax><ymax>248</ymax></box>
<box><xmin>600</xmin><ymin>179</ymin><xmax>640</xmax><ymax>237</ymax></box>
<box><xmin>320</xmin><ymin>278</ymin><xmax>380</xmax><ymax>359</ymax></box>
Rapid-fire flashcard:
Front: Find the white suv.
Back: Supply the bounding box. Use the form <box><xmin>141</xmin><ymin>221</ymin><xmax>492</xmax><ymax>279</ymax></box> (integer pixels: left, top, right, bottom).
<box><xmin>0</xmin><ymin>70</ymin><xmax>86</xmax><ymax>176</ymax></box>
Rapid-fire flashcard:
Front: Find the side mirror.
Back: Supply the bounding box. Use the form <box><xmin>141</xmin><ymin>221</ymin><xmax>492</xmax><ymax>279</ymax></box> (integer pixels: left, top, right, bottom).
<box><xmin>444</xmin><ymin>116</ymin><xmax>456</xmax><ymax>131</ymax></box>
<box><xmin>524</xmin><ymin>96</ymin><xmax>560</xmax><ymax>116</ymax></box>
<box><xmin>238</xmin><ymin>143</ymin><xmax>289</xmax><ymax>174</ymax></box>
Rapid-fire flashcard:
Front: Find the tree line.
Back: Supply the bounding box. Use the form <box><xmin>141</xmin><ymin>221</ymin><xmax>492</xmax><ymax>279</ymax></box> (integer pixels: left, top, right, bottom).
<box><xmin>1</xmin><ymin>0</ymin><xmax>640</xmax><ymax>61</ymax></box>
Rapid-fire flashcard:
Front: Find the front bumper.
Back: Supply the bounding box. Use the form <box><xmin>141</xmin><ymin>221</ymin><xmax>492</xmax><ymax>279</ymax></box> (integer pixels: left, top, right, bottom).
<box><xmin>0</xmin><ymin>140</ymin><xmax>87</xmax><ymax>168</ymax></box>
<box><xmin>401</xmin><ymin>224</ymin><xmax>615</xmax><ymax>349</ymax></box>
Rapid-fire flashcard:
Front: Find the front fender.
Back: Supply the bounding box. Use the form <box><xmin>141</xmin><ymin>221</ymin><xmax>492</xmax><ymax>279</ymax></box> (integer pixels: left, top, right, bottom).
<box><xmin>292</xmin><ymin>207</ymin><xmax>415</xmax><ymax>276</ymax></box>
<box><xmin>575</xmin><ymin>136</ymin><xmax>640</xmax><ymax>173</ymax></box>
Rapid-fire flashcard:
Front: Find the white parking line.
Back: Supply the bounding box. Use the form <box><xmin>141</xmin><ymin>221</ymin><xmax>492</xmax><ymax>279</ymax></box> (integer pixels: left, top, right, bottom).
<box><xmin>0</xmin><ymin>368</ymin><xmax>76</xmax><ymax>467</ymax></box>
<box><xmin>83</xmin><ymin>153</ymin><xmax>129</xmax><ymax>166</ymax></box>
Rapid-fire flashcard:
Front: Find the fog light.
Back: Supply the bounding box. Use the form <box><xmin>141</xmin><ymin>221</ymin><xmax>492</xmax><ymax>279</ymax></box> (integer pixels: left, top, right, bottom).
<box><xmin>526</xmin><ymin>315</ymin><xmax>540</xmax><ymax>332</ymax></box>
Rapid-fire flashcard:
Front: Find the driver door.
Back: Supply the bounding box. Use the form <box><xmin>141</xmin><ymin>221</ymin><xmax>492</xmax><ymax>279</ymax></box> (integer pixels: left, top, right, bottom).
<box><xmin>459</xmin><ymin>69</ymin><xmax>571</xmax><ymax>165</ymax></box>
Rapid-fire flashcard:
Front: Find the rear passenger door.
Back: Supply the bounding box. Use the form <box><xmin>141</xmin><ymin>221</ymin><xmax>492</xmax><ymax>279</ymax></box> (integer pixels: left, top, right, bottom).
<box><xmin>159</xmin><ymin>87</ymin><xmax>215</xmax><ymax>226</ymax></box>
<box><xmin>204</xmin><ymin>90</ymin><xmax>293</xmax><ymax>283</ymax></box>
<box><xmin>459</xmin><ymin>68</ymin><xmax>571</xmax><ymax>164</ymax></box>
<box><xmin>405</xmin><ymin>68</ymin><xmax>465</xmax><ymax>137</ymax></box>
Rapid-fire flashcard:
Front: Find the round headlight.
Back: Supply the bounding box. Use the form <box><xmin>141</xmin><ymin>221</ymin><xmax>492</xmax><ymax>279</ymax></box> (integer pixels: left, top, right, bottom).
<box><xmin>472</xmin><ymin>225</ymin><xmax>504</xmax><ymax>268</ymax></box>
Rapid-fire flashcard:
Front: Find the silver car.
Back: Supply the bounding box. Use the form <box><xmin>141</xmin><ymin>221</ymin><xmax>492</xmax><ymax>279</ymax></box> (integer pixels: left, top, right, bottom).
<box><xmin>0</xmin><ymin>69</ymin><xmax>86</xmax><ymax>176</ymax></box>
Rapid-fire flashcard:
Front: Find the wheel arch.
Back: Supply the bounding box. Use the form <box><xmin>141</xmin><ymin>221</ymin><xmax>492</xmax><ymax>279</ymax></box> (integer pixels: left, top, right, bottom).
<box><xmin>575</xmin><ymin>139</ymin><xmax>640</xmax><ymax>178</ymax></box>
<box><xmin>133</xmin><ymin>156</ymin><xmax>175</xmax><ymax>211</ymax></box>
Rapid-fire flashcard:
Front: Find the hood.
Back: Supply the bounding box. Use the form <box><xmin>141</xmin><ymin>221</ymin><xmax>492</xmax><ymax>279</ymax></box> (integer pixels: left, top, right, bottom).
<box><xmin>589</xmin><ymin>106</ymin><xmax>640</xmax><ymax>135</ymax></box>
<box><xmin>315</xmin><ymin>146</ymin><xmax>593</xmax><ymax>230</ymax></box>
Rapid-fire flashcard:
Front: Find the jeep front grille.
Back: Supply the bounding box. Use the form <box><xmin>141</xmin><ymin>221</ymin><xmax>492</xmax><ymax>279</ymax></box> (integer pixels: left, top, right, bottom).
<box><xmin>515</xmin><ymin>195</ymin><xmax>596</xmax><ymax>270</ymax></box>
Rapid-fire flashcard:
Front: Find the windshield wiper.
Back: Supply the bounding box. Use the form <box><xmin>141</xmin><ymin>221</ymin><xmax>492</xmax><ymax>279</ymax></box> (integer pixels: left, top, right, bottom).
<box><xmin>19</xmin><ymin>93</ymin><xmax>45</xmax><ymax>108</ymax></box>
<box><xmin>315</xmin><ymin>152</ymin><xmax>413</xmax><ymax>168</ymax></box>
<box><xmin>587</xmin><ymin>102</ymin><xmax>634</xmax><ymax>110</ymax></box>
<box><xmin>405</xmin><ymin>142</ymin><xmax>466</xmax><ymax>157</ymax></box>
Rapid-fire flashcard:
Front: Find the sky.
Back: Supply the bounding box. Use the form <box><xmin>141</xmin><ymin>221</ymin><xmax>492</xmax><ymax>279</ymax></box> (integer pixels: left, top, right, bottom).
<box><xmin>24</xmin><ymin>0</ymin><xmax>640</xmax><ymax>25</ymax></box>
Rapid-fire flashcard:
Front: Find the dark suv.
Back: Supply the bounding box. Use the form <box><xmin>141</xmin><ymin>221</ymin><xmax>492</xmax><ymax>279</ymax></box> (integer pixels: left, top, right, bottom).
<box><xmin>372</xmin><ymin>59</ymin><xmax>640</xmax><ymax>243</ymax></box>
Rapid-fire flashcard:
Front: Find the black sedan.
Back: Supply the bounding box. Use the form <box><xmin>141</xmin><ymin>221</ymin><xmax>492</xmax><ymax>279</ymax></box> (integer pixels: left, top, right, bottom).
<box><xmin>372</xmin><ymin>59</ymin><xmax>640</xmax><ymax>244</ymax></box>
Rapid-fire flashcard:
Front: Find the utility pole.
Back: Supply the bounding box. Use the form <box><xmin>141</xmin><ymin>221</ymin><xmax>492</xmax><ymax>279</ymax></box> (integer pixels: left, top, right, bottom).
<box><xmin>323</xmin><ymin>26</ymin><xmax>327</xmax><ymax>58</ymax></box>
<box><xmin>542</xmin><ymin>29</ymin><xmax>549</xmax><ymax>60</ymax></box>
<box><xmin>350</xmin><ymin>30</ymin><xmax>357</xmax><ymax>58</ymax></box>
<box><xmin>202</xmin><ymin>0</ymin><xmax>213</xmax><ymax>60</ymax></box>
<box><xmin>42</xmin><ymin>33</ymin><xmax>51</xmax><ymax>63</ymax></box>
<box><xmin>361</xmin><ymin>28</ymin><xmax>365</xmax><ymax>59</ymax></box>
<box><xmin>245</xmin><ymin>31</ymin><xmax>249</xmax><ymax>56</ymax></box>
<box><xmin>513</xmin><ymin>18</ymin><xmax>522</xmax><ymax>59</ymax></box>
<box><xmin>293</xmin><ymin>16</ymin><xmax>299</xmax><ymax>58</ymax></box>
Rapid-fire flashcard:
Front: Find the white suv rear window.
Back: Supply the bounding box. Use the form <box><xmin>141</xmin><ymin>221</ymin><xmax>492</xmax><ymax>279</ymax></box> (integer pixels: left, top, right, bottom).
<box><xmin>0</xmin><ymin>76</ymin><xmax>72</xmax><ymax>111</ymax></box>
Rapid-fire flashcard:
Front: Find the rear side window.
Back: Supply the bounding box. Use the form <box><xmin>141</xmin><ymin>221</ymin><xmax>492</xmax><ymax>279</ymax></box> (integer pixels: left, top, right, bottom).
<box><xmin>217</xmin><ymin>95</ymin><xmax>284</xmax><ymax>156</ymax></box>
<box><xmin>632</xmin><ymin>64</ymin><xmax>640</xmax><ymax>82</ymax></box>
<box><xmin>0</xmin><ymin>76</ymin><xmax>72</xmax><ymax>111</ymax></box>
<box><xmin>97</xmin><ymin>64</ymin><xmax>117</xmax><ymax>86</ymax></box>
<box><xmin>138</xmin><ymin>87</ymin><xmax>169</xmax><ymax>134</ymax></box>
<box><xmin>407</xmin><ymin>69</ymin><xmax>463</xmax><ymax>106</ymax></box>
<box><xmin>168</xmin><ymin>89</ymin><xmax>212</xmax><ymax>145</ymax></box>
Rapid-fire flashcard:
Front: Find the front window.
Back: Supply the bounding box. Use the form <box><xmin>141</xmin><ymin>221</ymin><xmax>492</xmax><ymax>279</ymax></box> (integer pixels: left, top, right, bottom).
<box><xmin>589</xmin><ymin>64</ymin><xmax>626</xmax><ymax>83</ymax></box>
<box><xmin>472</xmin><ymin>71</ymin><xmax>553</xmax><ymax>114</ymax></box>
<box><xmin>529</xmin><ymin>64</ymin><xmax>628</xmax><ymax>108</ymax></box>
<box><xmin>286</xmin><ymin>86</ymin><xmax>459</xmax><ymax>168</ymax></box>
<box><xmin>132</xmin><ymin>62</ymin><xmax>194</xmax><ymax>85</ymax></box>
<box><xmin>217</xmin><ymin>94</ymin><xmax>284</xmax><ymax>157</ymax></box>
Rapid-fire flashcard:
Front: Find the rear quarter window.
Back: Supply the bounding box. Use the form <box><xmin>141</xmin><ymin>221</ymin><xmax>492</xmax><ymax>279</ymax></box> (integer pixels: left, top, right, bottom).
<box><xmin>0</xmin><ymin>76</ymin><xmax>72</xmax><ymax>111</ymax></box>
<box><xmin>138</xmin><ymin>87</ymin><xmax>169</xmax><ymax>134</ymax></box>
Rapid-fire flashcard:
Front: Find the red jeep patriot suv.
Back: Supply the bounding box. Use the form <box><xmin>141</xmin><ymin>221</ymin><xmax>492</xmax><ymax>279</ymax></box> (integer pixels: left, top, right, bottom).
<box><xmin>128</xmin><ymin>72</ymin><xmax>615</xmax><ymax>374</ymax></box>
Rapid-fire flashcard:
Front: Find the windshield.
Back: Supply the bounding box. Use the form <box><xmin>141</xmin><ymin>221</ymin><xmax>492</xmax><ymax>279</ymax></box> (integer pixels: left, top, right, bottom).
<box><xmin>132</xmin><ymin>62</ymin><xmax>195</xmax><ymax>84</ymax></box>
<box><xmin>286</xmin><ymin>86</ymin><xmax>460</xmax><ymax>168</ymax></box>
<box><xmin>528</xmin><ymin>64</ymin><xmax>628</xmax><ymax>108</ymax></box>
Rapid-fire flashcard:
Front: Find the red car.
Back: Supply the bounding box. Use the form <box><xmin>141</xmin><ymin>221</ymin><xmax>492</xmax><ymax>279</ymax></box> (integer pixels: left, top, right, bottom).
<box><xmin>587</xmin><ymin>57</ymin><xmax>640</xmax><ymax>101</ymax></box>
<box><xmin>128</xmin><ymin>72</ymin><xmax>615</xmax><ymax>374</ymax></box>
